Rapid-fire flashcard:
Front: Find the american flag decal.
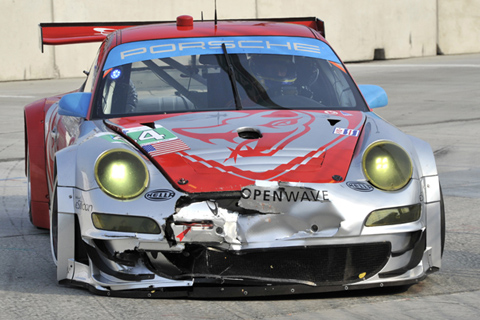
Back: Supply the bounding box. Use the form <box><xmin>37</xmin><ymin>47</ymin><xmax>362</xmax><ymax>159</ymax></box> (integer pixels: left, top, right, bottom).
<box><xmin>142</xmin><ymin>139</ymin><xmax>189</xmax><ymax>157</ymax></box>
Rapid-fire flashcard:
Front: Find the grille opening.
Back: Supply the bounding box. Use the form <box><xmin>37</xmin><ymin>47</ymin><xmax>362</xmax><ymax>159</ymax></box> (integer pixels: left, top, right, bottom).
<box><xmin>154</xmin><ymin>243</ymin><xmax>391</xmax><ymax>285</ymax></box>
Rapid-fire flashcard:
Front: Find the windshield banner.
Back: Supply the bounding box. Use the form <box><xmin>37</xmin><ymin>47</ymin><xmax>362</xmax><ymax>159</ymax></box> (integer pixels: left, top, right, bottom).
<box><xmin>104</xmin><ymin>36</ymin><xmax>340</xmax><ymax>70</ymax></box>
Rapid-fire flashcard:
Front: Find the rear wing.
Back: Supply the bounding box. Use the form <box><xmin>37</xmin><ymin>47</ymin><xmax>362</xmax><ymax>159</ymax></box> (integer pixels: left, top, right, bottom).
<box><xmin>39</xmin><ymin>21</ymin><xmax>152</xmax><ymax>52</ymax></box>
<box><xmin>40</xmin><ymin>17</ymin><xmax>325</xmax><ymax>52</ymax></box>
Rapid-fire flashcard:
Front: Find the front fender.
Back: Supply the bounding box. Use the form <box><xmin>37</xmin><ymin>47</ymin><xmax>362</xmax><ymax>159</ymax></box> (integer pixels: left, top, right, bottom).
<box><xmin>55</xmin><ymin>145</ymin><xmax>79</xmax><ymax>188</ymax></box>
<box><xmin>408</xmin><ymin>135</ymin><xmax>438</xmax><ymax>178</ymax></box>
<box><xmin>408</xmin><ymin>135</ymin><xmax>442</xmax><ymax>269</ymax></box>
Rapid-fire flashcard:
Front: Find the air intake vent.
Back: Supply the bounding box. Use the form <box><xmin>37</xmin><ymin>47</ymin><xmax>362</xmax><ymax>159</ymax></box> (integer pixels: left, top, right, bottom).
<box><xmin>237</xmin><ymin>127</ymin><xmax>262</xmax><ymax>140</ymax></box>
<box><xmin>328</xmin><ymin>119</ymin><xmax>341</xmax><ymax>126</ymax></box>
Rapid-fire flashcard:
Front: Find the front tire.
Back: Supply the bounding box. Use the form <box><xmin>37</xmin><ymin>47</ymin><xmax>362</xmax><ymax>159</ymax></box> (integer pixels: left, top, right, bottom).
<box><xmin>440</xmin><ymin>186</ymin><xmax>445</xmax><ymax>257</ymax></box>
<box><xmin>26</xmin><ymin>146</ymin><xmax>33</xmax><ymax>224</ymax></box>
<box><xmin>50</xmin><ymin>179</ymin><xmax>58</xmax><ymax>265</ymax></box>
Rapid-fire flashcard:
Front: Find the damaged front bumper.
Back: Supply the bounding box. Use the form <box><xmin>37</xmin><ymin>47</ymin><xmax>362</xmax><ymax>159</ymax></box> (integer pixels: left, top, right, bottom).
<box><xmin>55</xmin><ymin>179</ymin><xmax>442</xmax><ymax>297</ymax></box>
<box><xmin>62</xmin><ymin>229</ymin><xmax>431</xmax><ymax>298</ymax></box>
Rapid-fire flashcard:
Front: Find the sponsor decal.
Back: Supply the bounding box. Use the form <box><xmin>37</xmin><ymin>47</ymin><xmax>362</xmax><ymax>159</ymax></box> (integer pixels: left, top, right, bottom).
<box><xmin>346</xmin><ymin>181</ymin><xmax>374</xmax><ymax>192</ymax></box>
<box><xmin>104</xmin><ymin>36</ymin><xmax>341</xmax><ymax>70</ymax></box>
<box><xmin>241</xmin><ymin>187</ymin><xmax>329</xmax><ymax>202</ymax></box>
<box><xmin>238</xmin><ymin>185</ymin><xmax>330</xmax><ymax>214</ymax></box>
<box><xmin>75</xmin><ymin>200</ymin><xmax>93</xmax><ymax>212</ymax></box>
<box><xmin>340</xmin><ymin>111</ymin><xmax>352</xmax><ymax>116</ymax></box>
<box><xmin>324</xmin><ymin>110</ymin><xmax>339</xmax><ymax>115</ymax></box>
<box><xmin>145</xmin><ymin>189</ymin><xmax>176</xmax><ymax>201</ymax></box>
<box><xmin>124</xmin><ymin>126</ymin><xmax>189</xmax><ymax>156</ymax></box>
<box><xmin>99</xmin><ymin>133</ymin><xmax>127</xmax><ymax>143</ymax></box>
<box><xmin>124</xmin><ymin>126</ymin><xmax>176</xmax><ymax>142</ymax></box>
<box><xmin>333</xmin><ymin>127</ymin><xmax>360</xmax><ymax>137</ymax></box>
<box><xmin>93</xmin><ymin>27</ymin><xmax>116</xmax><ymax>36</ymax></box>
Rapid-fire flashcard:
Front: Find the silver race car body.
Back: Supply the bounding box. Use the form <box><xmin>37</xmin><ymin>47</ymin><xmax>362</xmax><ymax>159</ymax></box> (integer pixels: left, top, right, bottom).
<box><xmin>24</xmin><ymin>17</ymin><xmax>444</xmax><ymax>297</ymax></box>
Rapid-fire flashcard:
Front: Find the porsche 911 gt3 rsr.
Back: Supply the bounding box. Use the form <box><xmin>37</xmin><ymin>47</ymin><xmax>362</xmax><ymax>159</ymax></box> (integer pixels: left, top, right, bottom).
<box><xmin>24</xmin><ymin>16</ymin><xmax>444</xmax><ymax>297</ymax></box>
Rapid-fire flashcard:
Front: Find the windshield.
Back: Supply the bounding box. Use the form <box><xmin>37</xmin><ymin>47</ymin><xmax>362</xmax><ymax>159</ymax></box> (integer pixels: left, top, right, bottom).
<box><xmin>92</xmin><ymin>36</ymin><xmax>367</xmax><ymax>118</ymax></box>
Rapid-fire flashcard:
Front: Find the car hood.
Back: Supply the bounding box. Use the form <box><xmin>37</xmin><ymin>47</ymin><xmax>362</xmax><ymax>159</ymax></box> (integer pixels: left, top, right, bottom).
<box><xmin>106</xmin><ymin>110</ymin><xmax>365</xmax><ymax>193</ymax></box>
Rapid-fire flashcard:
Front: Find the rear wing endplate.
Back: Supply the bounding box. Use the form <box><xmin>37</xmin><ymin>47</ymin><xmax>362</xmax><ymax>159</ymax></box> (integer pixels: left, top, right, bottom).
<box><xmin>259</xmin><ymin>17</ymin><xmax>325</xmax><ymax>37</ymax></box>
<box><xmin>39</xmin><ymin>17</ymin><xmax>325</xmax><ymax>52</ymax></box>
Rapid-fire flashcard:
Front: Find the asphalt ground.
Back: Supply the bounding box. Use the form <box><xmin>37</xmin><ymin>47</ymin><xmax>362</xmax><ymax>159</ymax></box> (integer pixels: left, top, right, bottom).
<box><xmin>0</xmin><ymin>53</ymin><xmax>479</xmax><ymax>319</ymax></box>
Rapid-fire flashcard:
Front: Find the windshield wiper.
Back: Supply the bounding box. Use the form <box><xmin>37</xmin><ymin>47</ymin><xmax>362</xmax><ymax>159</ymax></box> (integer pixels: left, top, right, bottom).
<box><xmin>221</xmin><ymin>43</ymin><xmax>243</xmax><ymax>110</ymax></box>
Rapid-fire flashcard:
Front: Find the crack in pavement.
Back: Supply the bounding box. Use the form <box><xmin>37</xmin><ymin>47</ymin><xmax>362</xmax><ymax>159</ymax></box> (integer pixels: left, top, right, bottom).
<box><xmin>0</xmin><ymin>157</ymin><xmax>24</xmax><ymax>163</ymax></box>
<box><xmin>399</xmin><ymin>117</ymin><xmax>480</xmax><ymax>128</ymax></box>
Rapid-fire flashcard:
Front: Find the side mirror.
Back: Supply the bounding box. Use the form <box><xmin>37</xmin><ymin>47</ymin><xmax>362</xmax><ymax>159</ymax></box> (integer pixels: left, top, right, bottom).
<box><xmin>358</xmin><ymin>84</ymin><xmax>388</xmax><ymax>109</ymax></box>
<box><xmin>58</xmin><ymin>92</ymin><xmax>92</xmax><ymax>118</ymax></box>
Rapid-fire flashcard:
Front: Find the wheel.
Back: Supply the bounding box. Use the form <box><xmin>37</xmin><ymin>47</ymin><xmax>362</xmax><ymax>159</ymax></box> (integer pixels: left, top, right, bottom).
<box><xmin>50</xmin><ymin>178</ymin><xmax>58</xmax><ymax>265</ymax></box>
<box><xmin>26</xmin><ymin>146</ymin><xmax>33</xmax><ymax>224</ymax></box>
<box><xmin>440</xmin><ymin>186</ymin><xmax>445</xmax><ymax>257</ymax></box>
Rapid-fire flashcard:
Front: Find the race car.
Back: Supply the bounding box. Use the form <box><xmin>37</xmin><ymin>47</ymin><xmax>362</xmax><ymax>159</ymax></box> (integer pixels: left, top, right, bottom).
<box><xmin>24</xmin><ymin>15</ymin><xmax>444</xmax><ymax>297</ymax></box>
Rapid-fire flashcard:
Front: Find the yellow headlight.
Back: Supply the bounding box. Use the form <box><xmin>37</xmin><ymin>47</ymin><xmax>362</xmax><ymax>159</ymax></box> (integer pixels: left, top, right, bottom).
<box><xmin>95</xmin><ymin>149</ymin><xmax>149</xmax><ymax>199</ymax></box>
<box><xmin>362</xmin><ymin>141</ymin><xmax>412</xmax><ymax>191</ymax></box>
<box><xmin>365</xmin><ymin>204</ymin><xmax>421</xmax><ymax>227</ymax></box>
<box><xmin>92</xmin><ymin>213</ymin><xmax>161</xmax><ymax>234</ymax></box>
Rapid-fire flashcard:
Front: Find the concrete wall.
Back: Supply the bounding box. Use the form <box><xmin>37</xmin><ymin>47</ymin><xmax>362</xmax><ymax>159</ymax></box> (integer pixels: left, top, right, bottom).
<box><xmin>3</xmin><ymin>0</ymin><xmax>55</xmax><ymax>81</ymax></box>
<box><xmin>1</xmin><ymin>0</ymin><xmax>479</xmax><ymax>82</ymax></box>
<box><xmin>437</xmin><ymin>0</ymin><xmax>480</xmax><ymax>54</ymax></box>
